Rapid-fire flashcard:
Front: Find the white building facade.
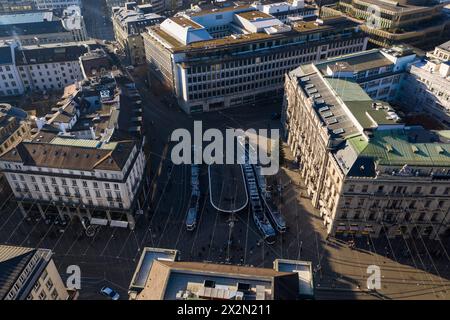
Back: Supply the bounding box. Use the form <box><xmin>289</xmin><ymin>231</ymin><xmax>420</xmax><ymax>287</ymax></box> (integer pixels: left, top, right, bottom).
<box><xmin>0</xmin><ymin>139</ymin><xmax>146</xmax><ymax>229</ymax></box>
<box><xmin>143</xmin><ymin>4</ymin><xmax>367</xmax><ymax>113</ymax></box>
<box><xmin>0</xmin><ymin>41</ymin><xmax>96</xmax><ymax>96</ymax></box>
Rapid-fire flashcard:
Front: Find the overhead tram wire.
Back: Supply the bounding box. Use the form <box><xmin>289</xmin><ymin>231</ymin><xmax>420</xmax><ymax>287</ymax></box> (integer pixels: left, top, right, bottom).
<box><xmin>377</xmin><ymin>189</ymin><xmax>441</xmax><ymax>295</ymax></box>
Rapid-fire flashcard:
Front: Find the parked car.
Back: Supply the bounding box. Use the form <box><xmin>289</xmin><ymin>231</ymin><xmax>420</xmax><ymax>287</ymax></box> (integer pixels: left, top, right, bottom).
<box><xmin>100</xmin><ymin>286</ymin><xmax>120</xmax><ymax>300</ymax></box>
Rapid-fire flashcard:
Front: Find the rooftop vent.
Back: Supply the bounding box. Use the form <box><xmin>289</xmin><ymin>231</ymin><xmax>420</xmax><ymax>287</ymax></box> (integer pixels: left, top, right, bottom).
<box><xmin>325</xmin><ymin>118</ymin><xmax>338</xmax><ymax>125</ymax></box>
<box><xmin>385</xmin><ymin>144</ymin><xmax>393</xmax><ymax>153</ymax></box>
<box><xmin>436</xmin><ymin>146</ymin><xmax>445</xmax><ymax>154</ymax></box>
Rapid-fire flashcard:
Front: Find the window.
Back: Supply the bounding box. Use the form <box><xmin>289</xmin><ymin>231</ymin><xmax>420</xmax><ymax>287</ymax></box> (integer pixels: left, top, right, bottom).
<box><xmin>39</xmin><ymin>291</ymin><xmax>47</xmax><ymax>300</ymax></box>
<box><xmin>46</xmin><ymin>279</ymin><xmax>53</xmax><ymax>290</ymax></box>
<box><xmin>33</xmin><ymin>281</ymin><xmax>41</xmax><ymax>292</ymax></box>
<box><xmin>51</xmin><ymin>289</ymin><xmax>58</xmax><ymax>300</ymax></box>
<box><xmin>41</xmin><ymin>269</ymin><xmax>48</xmax><ymax>281</ymax></box>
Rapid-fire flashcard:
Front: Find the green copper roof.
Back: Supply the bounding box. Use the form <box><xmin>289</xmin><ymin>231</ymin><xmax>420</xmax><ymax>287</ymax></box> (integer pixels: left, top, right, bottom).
<box><xmin>348</xmin><ymin>129</ymin><xmax>450</xmax><ymax>167</ymax></box>
<box><xmin>325</xmin><ymin>77</ymin><xmax>398</xmax><ymax>128</ymax></box>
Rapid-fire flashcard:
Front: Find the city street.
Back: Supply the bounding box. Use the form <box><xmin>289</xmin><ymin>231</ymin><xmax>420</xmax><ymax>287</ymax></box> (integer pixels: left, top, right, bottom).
<box><xmin>0</xmin><ymin>68</ymin><xmax>449</xmax><ymax>300</ymax></box>
<box><xmin>81</xmin><ymin>0</ymin><xmax>114</xmax><ymax>41</ymax></box>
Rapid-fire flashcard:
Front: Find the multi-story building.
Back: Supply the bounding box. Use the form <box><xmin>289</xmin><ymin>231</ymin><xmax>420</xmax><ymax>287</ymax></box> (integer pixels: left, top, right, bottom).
<box><xmin>143</xmin><ymin>2</ymin><xmax>367</xmax><ymax>113</ymax></box>
<box><xmin>128</xmin><ymin>247</ymin><xmax>314</xmax><ymax>300</ymax></box>
<box><xmin>0</xmin><ymin>71</ymin><xmax>148</xmax><ymax>230</ymax></box>
<box><xmin>283</xmin><ymin>46</ymin><xmax>450</xmax><ymax>240</ymax></box>
<box><xmin>34</xmin><ymin>0</ymin><xmax>82</xmax><ymax>10</ymax></box>
<box><xmin>0</xmin><ymin>10</ymin><xmax>87</xmax><ymax>45</ymax></box>
<box><xmin>321</xmin><ymin>0</ymin><xmax>450</xmax><ymax>49</ymax></box>
<box><xmin>0</xmin><ymin>245</ymin><xmax>71</xmax><ymax>300</ymax></box>
<box><xmin>428</xmin><ymin>39</ymin><xmax>450</xmax><ymax>61</ymax></box>
<box><xmin>107</xmin><ymin>0</ymin><xmax>181</xmax><ymax>15</ymax></box>
<box><xmin>0</xmin><ymin>43</ymin><xmax>25</xmax><ymax>96</ymax></box>
<box><xmin>0</xmin><ymin>138</ymin><xmax>146</xmax><ymax>230</ymax></box>
<box><xmin>400</xmin><ymin>41</ymin><xmax>450</xmax><ymax>125</ymax></box>
<box><xmin>79</xmin><ymin>48</ymin><xmax>113</xmax><ymax>78</ymax></box>
<box><xmin>0</xmin><ymin>103</ymin><xmax>31</xmax><ymax>196</ymax></box>
<box><xmin>0</xmin><ymin>103</ymin><xmax>31</xmax><ymax>155</ymax></box>
<box><xmin>0</xmin><ymin>0</ymin><xmax>35</xmax><ymax>13</ymax></box>
<box><xmin>0</xmin><ymin>0</ymin><xmax>80</xmax><ymax>12</ymax></box>
<box><xmin>112</xmin><ymin>2</ymin><xmax>164</xmax><ymax>65</ymax></box>
<box><xmin>0</xmin><ymin>40</ymin><xmax>99</xmax><ymax>96</ymax></box>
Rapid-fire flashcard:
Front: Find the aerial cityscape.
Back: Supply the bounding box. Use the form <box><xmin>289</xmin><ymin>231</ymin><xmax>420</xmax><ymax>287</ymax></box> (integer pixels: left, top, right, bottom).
<box><xmin>0</xmin><ymin>0</ymin><xmax>449</xmax><ymax>304</ymax></box>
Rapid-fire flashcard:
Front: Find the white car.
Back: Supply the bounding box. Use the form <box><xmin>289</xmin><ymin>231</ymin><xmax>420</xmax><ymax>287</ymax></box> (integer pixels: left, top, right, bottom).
<box><xmin>100</xmin><ymin>286</ymin><xmax>120</xmax><ymax>300</ymax></box>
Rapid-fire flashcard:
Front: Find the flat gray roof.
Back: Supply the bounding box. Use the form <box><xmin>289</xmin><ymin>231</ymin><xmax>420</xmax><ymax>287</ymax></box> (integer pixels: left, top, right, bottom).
<box><xmin>129</xmin><ymin>247</ymin><xmax>178</xmax><ymax>290</ymax></box>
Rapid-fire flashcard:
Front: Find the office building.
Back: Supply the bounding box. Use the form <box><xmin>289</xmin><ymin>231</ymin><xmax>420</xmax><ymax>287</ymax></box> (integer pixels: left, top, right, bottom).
<box><xmin>0</xmin><ymin>103</ymin><xmax>31</xmax><ymax>155</ymax></box>
<box><xmin>128</xmin><ymin>247</ymin><xmax>314</xmax><ymax>300</ymax></box>
<box><xmin>112</xmin><ymin>2</ymin><xmax>164</xmax><ymax>65</ymax></box>
<box><xmin>399</xmin><ymin>41</ymin><xmax>450</xmax><ymax>125</ymax></box>
<box><xmin>107</xmin><ymin>0</ymin><xmax>181</xmax><ymax>15</ymax></box>
<box><xmin>0</xmin><ymin>40</ymin><xmax>99</xmax><ymax>96</ymax></box>
<box><xmin>34</xmin><ymin>0</ymin><xmax>82</xmax><ymax>11</ymax></box>
<box><xmin>0</xmin><ymin>245</ymin><xmax>70</xmax><ymax>300</ymax></box>
<box><xmin>0</xmin><ymin>71</ymin><xmax>148</xmax><ymax>230</ymax></box>
<box><xmin>143</xmin><ymin>1</ymin><xmax>367</xmax><ymax>113</ymax></box>
<box><xmin>0</xmin><ymin>0</ymin><xmax>35</xmax><ymax>13</ymax></box>
<box><xmin>321</xmin><ymin>0</ymin><xmax>450</xmax><ymax>49</ymax></box>
<box><xmin>0</xmin><ymin>10</ymin><xmax>87</xmax><ymax>45</ymax></box>
<box><xmin>283</xmin><ymin>46</ymin><xmax>450</xmax><ymax>239</ymax></box>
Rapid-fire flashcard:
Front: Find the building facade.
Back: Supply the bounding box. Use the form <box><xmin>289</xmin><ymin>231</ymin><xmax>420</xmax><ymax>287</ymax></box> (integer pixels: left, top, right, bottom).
<box><xmin>0</xmin><ymin>40</ymin><xmax>99</xmax><ymax>96</ymax></box>
<box><xmin>0</xmin><ymin>138</ymin><xmax>146</xmax><ymax>230</ymax></box>
<box><xmin>0</xmin><ymin>0</ymin><xmax>35</xmax><ymax>13</ymax></box>
<box><xmin>0</xmin><ymin>10</ymin><xmax>87</xmax><ymax>46</ymax></box>
<box><xmin>399</xmin><ymin>41</ymin><xmax>450</xmax><ymax>125</ymax></box>
<box><xmin>0</xmin><ymin>71</ymin><xmax>148</xmax><ymax>230</ymax></box>
<box><xmin>112</xmin><ymin>2</ymin><xmax>164</xmax><ymax>65</ymax></box>
<box><xmin>143</xmin><ymin>2</ymin><xmax>367</xmax><ymax>113</ymax></box>
<box><xmin>107</xmin><ymin>0</ymin><xmax>181</xmax><ymax>15</ymax></box>
<box><xmin>283</xmin><ymin>47</ymin><xmax>450</xmax><ymax>240</ymax></box>
<box><xmin>0</xmin><ymin>245</ymin><xmax>70</xmax><ymax>300</ymax></box>
<box><xmin>34</xmin><ymin>0</ymin><xmax>82</xmax><ymax>10</ymax></box>
<box><xmin>321</xmin><ymin>0</ymin><xmax>450</xmax><ymax>49</ymax></box>
<box><xmin>0</xmin><ymin>103</ymin><xmax>31</xmax><ymax>155</ymax></box>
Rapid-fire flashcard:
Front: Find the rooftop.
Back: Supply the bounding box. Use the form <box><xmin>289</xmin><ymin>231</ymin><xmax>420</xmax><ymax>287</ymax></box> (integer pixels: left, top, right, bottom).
<box><xmin>317</xmin><ymin>50</ymin><xmax>393</xmax><ymax>74</ymax></box>
<box><xmin>339</xmin><ymin>0</ymin><xmax>445</xmax><ymax>13</ymax></box>
<box><xmin>0</xmin><ymin>11</ymin><xmax>54</xmax><ymax>24</ymax></box>
<box><xmin>169</xmin><ymin>16</ymin><xmax>203</xmax><ymax>29</ymax></box>
<box><xmin>148</xmin><ymin>14</ymin><xmax>359</xmax><ymax>51</ymax></box>
<box><xmin>236</xmin><ymin>10</ymin><xmax>273</xmax><ymax>20</ymax></box>
<box><xmin>0</xmin><ymin>245</ymin><xmax>52</xmax><ymax>300</ymax></box>
<box><xmin>128</xmin><ymin>247</ymin><xmax>178</xmax><ymax>296</ymax></box>
<box><xmin>131</xmin><ymin>247</ymin><xmax>313</xmax><ymax>300</ymax></box>
<box><xmin>0</xmin><ymin>139</ymin><xmax>135</xmax><ymax>172</ymax></box>
<box><xmin>0</xmin><ymin>20</ymin><xmax>68</xmax><ymax>38</ymax></box>
<box><xmin>290</xmin><ymin>46</ymin><xmax>450</xmax><ymax>177</ymax></box>
<box><xmin>14</xmin><ymin>41</ymin><xmax>99</xmax><ymax>65</ymax></box>
<box><xmin>438</xmin><ymin>39</ymin><xmax>450</xmax><ymax>52</ymax></box>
